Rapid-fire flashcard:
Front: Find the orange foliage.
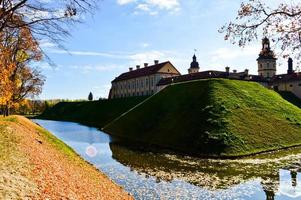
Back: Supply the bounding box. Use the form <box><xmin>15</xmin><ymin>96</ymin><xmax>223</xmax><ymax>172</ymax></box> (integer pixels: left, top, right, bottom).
<box><xmin>0</xmin><ymin>19</ymin><xmax>44</xmax><ymax>116</ymax></box>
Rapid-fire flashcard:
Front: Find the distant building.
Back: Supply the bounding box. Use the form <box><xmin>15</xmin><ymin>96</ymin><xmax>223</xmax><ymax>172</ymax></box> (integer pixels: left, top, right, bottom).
<box><xmin>109</xmin><ymin>60</ymin><xmax>180</xmax><ymax>99</ymax></box>
<box><xmin>157</xmin><ymin>55</ymin><xmax>267</xmax><ymax>87</ymax></box>
<box><xmin>188</xmin><ymin>54</ymin><xmax>200</xmax><ymax>74</ymax></box>
<box><xmin>257</xmin><ymin>37</ymin><xmax>277</xmax><ymax>78</ymax></box>
<box><xmin>271</xmin><ymin>58</ymin><xmax>301</xmax><ymax>99</ymax></box>
<box><xmin>109</xmin><ymin>38</ymin><xmax>301</xmax><ymax>100</ymax></box>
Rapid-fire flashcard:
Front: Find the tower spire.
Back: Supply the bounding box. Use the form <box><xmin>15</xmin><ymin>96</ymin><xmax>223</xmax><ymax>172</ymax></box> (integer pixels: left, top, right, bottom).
<box><xmin>257</xmin><ymin>37</ymin><xmax>277</xmax><ymax>78</ymax></box>
<box><xmin>188</xmin><ymin>53</ymin><xmax>200</xmax><ymax>74</ymax></box>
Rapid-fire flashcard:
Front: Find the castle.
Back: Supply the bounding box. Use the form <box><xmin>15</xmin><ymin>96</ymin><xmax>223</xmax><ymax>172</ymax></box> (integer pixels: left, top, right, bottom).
<box><xmin>109</xmin><ymin>38</ymin><xmax>301</xmax><ymax>99</ymax></box>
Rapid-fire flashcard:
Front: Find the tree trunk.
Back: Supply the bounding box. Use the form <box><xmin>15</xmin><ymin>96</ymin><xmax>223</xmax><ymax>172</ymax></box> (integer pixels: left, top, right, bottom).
<box><xmin>1</xmin><ymin>107</ymin><xmax>4</xmax><ymax>117</ymax></box>
<box><xmin>4</xmin><ymin>104</ymin><xmax>9</xmax><ymax>117</ymax></box>
<box><xmin>6</xmin><ymin>105</ymin><xmax>9</xmax><ymax>116</ymax></box>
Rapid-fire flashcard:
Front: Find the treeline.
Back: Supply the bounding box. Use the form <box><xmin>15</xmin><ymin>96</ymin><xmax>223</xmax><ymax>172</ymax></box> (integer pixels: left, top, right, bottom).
<box><xmin>1</xmin><ymin>99</ymin><xmax>58</xmax><ymax>116</ymax></box>
<box><xmin>3</xmin><ymin>97</ymin><xmax>109</xmax><ymax>116</ymax></box>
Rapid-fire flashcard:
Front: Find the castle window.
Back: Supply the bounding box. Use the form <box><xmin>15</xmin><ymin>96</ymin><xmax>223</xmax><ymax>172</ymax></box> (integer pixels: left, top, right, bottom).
<box><xmin>267</xmin><ymin>63</ymin><xmax>270</xmax><ymax>68</ymax></box>
<box><xmin>299</xmin><ymin>83</ymin><xmax>301</xmax><ymax>86</ymax></box>
<box><xmin>290</xmin><ymin>84</ymin><xmax>293</xmax><ymax>87</ymax></box>
<box><xmin>260</xmin><ymin>64</ymin><xmax>263</xmax><ymax>68</ymax></box>
<box><xmin>168</xmin><ymin>69</ymin><xmax>170</xmax><ymax>72</ymax></box>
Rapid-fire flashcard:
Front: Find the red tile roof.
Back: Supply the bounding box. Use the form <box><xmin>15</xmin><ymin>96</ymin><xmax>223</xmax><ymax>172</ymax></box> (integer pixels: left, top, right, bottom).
<box><xmin>112</xmin><ymin>61</ymin><xmax>180</xmax><ymax>83</ymax></box>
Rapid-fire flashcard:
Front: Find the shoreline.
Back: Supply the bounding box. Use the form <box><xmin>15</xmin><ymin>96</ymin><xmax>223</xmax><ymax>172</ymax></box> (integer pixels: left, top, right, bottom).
<box><xmin>34</xmin><ymin>117</ymin><xmax>301</xmax><ymax>160</ymax></box>
<box><xmin>0</xmin><ymin>115</ymin><xmax>133</xmax><ymax>199</ymax></box>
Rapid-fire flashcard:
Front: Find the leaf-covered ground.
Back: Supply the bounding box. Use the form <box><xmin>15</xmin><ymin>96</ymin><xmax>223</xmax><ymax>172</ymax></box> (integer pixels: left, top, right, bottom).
<box><xmin>0</xmin><ymin>116</ymin><xmax>132</xmax><ymax>199</ymax></box>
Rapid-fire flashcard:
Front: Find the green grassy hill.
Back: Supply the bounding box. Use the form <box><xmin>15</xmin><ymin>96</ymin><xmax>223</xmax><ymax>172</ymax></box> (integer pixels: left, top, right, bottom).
<box><xmin>104</xmin><ymin>79</ymin><xmax>301</xmax><ymax>157</ymax></box>
<box><xmin>278</xmin><ymin>91</ymin><xmax>301</xmax><ymax>108</ymax></box>
<box><xmin>38</xmin><ymin>96</ymin><xmax>147</xmax><ymax>128</ymax></box>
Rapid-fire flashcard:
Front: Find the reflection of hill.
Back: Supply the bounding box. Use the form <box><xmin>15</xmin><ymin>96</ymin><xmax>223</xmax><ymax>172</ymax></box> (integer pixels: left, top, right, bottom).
<box><xmin>110</xmin><ymin>142</ymin><xmax>301</xmax><ymax>191</ymax></box>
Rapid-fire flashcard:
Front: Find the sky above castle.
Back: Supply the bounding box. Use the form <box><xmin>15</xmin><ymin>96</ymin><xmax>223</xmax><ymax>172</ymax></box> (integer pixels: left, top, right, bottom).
<box><xmin>38</xmin><ymin>0</ymin><xmax>291</xmax><ymax>100</ymax></box>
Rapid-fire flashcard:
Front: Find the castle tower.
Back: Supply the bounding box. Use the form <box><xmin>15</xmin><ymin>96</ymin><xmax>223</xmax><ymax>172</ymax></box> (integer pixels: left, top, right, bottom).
<box><xmin>188</xmin><ymin>54</ymin><xmax>200</xmax><ymax>74</ymax></box>
<box><xmin>257</xmin><ymin>37</ymin><xmax>277</xmax><ymax>78</ymax></box>
<box><xmin>287</xmin><ymin>57</ymin><xmax>294</xmax><ymax>74</ymax></box>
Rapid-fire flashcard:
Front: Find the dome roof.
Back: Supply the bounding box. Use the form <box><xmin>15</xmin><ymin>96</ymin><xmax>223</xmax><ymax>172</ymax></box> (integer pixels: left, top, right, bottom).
<box><xmin>257</xmin><ymin>37</ymin><xmax>276</xmax><ymax>60</ymax></box>
<box><xmin>190</xmin><ymin>54</ymin><xmax>199</xmax><ymax>69</ymax></box>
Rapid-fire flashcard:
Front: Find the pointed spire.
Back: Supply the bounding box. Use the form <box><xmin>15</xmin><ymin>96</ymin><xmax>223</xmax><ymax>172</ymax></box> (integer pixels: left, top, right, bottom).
<box><xmin>190</xmin><ymin>54</ymin><xmax>199</xmax><ymax>69</ymax></box>
<box><xmin>193</xmin><ymin>54</ymin><xmax>197</xmax><ymax>61</ymax></box>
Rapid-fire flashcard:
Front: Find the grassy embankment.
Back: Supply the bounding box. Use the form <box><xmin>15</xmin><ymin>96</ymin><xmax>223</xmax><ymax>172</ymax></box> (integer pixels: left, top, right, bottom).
<box><xmin>278</xmin><ymin>91</ymin><xmax>301</xmax><ymax>108</ymax></box>
<box><xmin>38</xmin><ymin>96</ymin><xmax>147</xmax><ymax>128</ymax></box>
<box><xmin>0</xmin><ymin>115</ymin><xmax>132</xmax><ymax>199</ymax></box>
<box><xmin>104</xmin><ymin>79</ymin><xmax>301</xmax><ymax>157</ymax></box>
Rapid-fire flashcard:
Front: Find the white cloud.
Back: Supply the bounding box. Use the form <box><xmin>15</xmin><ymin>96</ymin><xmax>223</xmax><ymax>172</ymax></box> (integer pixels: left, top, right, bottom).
<box><xmin>39</xmin><ymin>39</ymin><xmax>57</xmax><ymax>48</ymax></box>
<box><xmin>117</xmin><ymin>0</ymin><xmax>180</xmax><ymax>15</ymax></box>
<box><xmin>45</xmin><ymin>47</ymin><xmax>190</xmax><ymax>73</ymax></box>
<box><xmin>136</xmin><ymin>4</ymin><xmax>150</xmax><ymax>11</ymax></box>
<box><xmin>146</xmin><ymin>0</ymin><xmax>180</xmax><ymax>10</ymax></box>
<box><xmin>69</xmin><ymin>64</ymin><xmax>123</xmax><ymax>73</ymax></box>
<box><xmin>140</xmin><ymin>42</ymin><xmax>150</xmax><ymax>48</ymax></box>
<box><xmin>48</xmin><ymin>49</ymin><xmax>129</xmax><ymax>59</ymax></box>
<box><xmin>47</xmin><ymin>49</ymin><xmax>181</xmax><ymax>65</ymax></box>
<box><xmin>117</xmin><ymin>0</ymin><xmax>136</xmax><ymax>5</ymax></box>
<box><xmin>210</xmin><ymin>45</ymin><xmax>259</xmax><ymax>61</ymax></box>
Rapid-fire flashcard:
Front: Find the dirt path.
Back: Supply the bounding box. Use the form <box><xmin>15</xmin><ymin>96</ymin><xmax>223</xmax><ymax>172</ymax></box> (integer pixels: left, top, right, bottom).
<box><xmin>0</xmin><ymin>116</ymin><xmax>133</xmax><ymax>200</ymax></box>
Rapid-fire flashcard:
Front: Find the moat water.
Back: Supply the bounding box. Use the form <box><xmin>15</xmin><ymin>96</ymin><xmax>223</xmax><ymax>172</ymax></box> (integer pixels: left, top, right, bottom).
<box><xmin>33</xmin><ymin>119</ymin><xmax>301</xmax><ymax>200</ymax></box>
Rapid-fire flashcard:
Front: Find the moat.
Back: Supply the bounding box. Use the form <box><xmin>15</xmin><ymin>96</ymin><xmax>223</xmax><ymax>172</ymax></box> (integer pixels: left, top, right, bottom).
<box><xmin>33</xmin><ymin>119</ymin><xmax>301</xmax><ymax>200</ymax></box>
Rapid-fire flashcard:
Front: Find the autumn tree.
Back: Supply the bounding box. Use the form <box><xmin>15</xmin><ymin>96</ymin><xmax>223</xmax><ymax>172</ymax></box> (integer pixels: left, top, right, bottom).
<box><xmin>220</xmin><ymin>0</ymin><xmax>301</xmax><ymax>60</ymax></box>
<box><xmin>88</xmin><ymin>92</ymin><xmax>93</xmax><ymax>101</ymax></box>
<box><xmin>0</xmin><ymin>22</ymin><xmax>44</xmax><ymax>116</ymax></box>
<box><xmin>0</xmin><ymin>1</ymin><xmax>98</xmax><ymax>116</ymax></box>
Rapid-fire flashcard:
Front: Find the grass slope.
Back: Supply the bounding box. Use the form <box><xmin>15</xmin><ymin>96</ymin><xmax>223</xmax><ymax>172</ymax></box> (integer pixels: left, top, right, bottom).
<box><xmin>104</xmin><ymin>79</ymin><xmax>301</xmax><ymax>157</ymax></box>
<box><xmin>278</xmin><ymin>91</ymin><xmax>301</xmax><ymax>108</ymax></box>
<box><xmin>39</xmin><ymin>96</ymin><xmax>147</xmax><ymax>128</ymax></box>
<box><xmin>0</xmin><ymin>116</ymin><xmax>132</xmax><ymax>199</ymax></box>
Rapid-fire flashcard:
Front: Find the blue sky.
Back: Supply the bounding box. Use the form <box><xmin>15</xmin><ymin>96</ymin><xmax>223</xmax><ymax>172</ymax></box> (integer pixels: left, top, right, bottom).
<box><xmin>37</xmin><ymin>0</ymin><xmax>290</xmax><ymax>100</ymax></box>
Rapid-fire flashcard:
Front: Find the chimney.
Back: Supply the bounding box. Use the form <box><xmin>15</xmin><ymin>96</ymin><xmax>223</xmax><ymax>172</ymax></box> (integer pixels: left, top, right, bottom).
<box><xmin>288</xmin><ymin>57</ymin><xmax>294</xmax><ymax>74</ymax></box>
<box><xmin>144</xmin><ymin>63</ymin><xmax>148</xmax><ymax>68</ymax></box>
<box><xmin>136</xmin><ymin>65</ymin><xmax>140</xmax><ymax>70</ymax></box>
<box><xmin>225</xmin><ymin>66</ymin><xmax>230</xmax><ymax>73</ymax></box>
<box><xmin>154</xmin><ymin>60</ymin><xmax>159</xmax><ymax>65</ymax></box>
<box><xmin>129</xmin><ymin>67</ymin><xmax>133</xmax><ymax>71</ymax></box>
<box><xmin>233</xmin><ymin>70</ymin><xmax>237</xmax><ymax>73</ymax></box>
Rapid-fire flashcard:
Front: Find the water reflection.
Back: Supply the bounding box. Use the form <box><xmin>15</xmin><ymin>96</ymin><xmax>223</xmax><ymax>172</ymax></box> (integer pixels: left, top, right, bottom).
<box><xmin>33</xmin><ymin>119</ymin><xmax>301</xmax><ymax>200</ymax></box>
